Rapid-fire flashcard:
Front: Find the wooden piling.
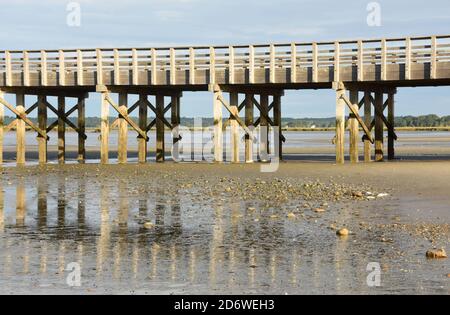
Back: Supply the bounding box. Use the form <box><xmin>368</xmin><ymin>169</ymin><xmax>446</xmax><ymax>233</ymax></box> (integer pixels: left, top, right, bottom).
<box><xmin>349</xmin><ymin>90</ymin><xmax>359</xmax><ymax>163</ymax></box>
<box><xmin>171</xmin><ymin>94</ymin><xmax>180</xmax><ymax>161</ymax></box>
<box><xmin>273</xmin><ymin>94</ymin><xmax>282</xmax><ymax>160</ymax></box>
<box><xmin>38</xmin><ymin>95</ymin><xmax>47</xmax><ymax>164</ymax></box>
<box><xmin>259</xmin><ymin>94</ymin><xmax>269</xmax><ymax>162</ymax></box>
<box><xmin>156</xmin><ymin>95</ymin><xmax>165</xmax><ymax>163</ymax></box>
<box><xmin>138</xmin><ymin>94</ymin><xmax>147</xmax><ymax>163</ymax></box>
<box><xmin>100</xmin><ymin>92</ymin><xmax>109</xmax><ymax>164</ymax></box>
<box><xmin>388</xmin><ymin>90</ymin><xmax>395</xmax><ymax>160</ymax></box>
<box><xmin>118</xmin><ymin>93</ymin><xmax>128</xmax><ymax>164</ymax></box>
<box><xmin>0</xmin><ymin>90</ymin><xmax>4</xmax><ymax>165</ymax></box>
<box><xmin>77</xmin><ymin>97</ymin><xmax>86</xmax><ymax>163</ymax></box>
<box><xmin>364</xmin><ymin>91</ymin><xmax>372</xmax><ymax>162</ymax></box>
<box><xmin>335</xmin><ymin>85</ymin><xmax>346</xmax><ymax>164</ymax></box>
<box><xmin>245</xmin><ymin>93</ymin><xmax>253</xmax><ymax>163</ymax></box>
<box><xmin>58</xmin><ymin>96</ymin><xmax>65</xmax><ymax>163</ymax></box>
<box><xmin>16</xmin><ymin>94</ymin><xmax>26</xmax><ymax>165</ymax></box>
<box><xmin>213</xmin><ymin>89</ymin><xmax>223</xmax><ymax>162</ymax></box>
<box><xmin>374</xmin><ymin>91</ymin><xmax>384</xmax><ymax>162</ymax></box>
<box><xmin>230</xmin><ymin>92</ymin><xmax>239</xmax><ymax>163</ymax></box>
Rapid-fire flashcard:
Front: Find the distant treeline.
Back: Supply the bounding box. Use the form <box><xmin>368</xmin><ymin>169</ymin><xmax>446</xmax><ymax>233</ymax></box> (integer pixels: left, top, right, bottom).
<box><xmin>3</xmin><ymin>114</ymin><xmax>450</xmax><ymax>129</ymax></box>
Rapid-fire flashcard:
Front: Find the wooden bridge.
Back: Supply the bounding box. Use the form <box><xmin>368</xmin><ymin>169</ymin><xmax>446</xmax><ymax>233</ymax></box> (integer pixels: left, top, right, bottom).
<box><xmin>1</xmin><ymin>34</ymin><xmax>450</xmax><ymax>165</ymax></box>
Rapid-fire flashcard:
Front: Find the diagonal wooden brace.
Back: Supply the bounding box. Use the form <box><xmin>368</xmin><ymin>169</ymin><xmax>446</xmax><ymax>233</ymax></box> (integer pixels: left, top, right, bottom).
<box><xmin>368</xmin><ymin>95</ymin><xmax>397</xmax><ymax>140</ymax></box>
<box><xmin>104</xmin><ymin>94</ymin><xmax>149</xmax><ymax>141</ymax></box>
<box><xmin>340</xmin><ymin>94</ymin><xmax>374</xmax><ymax>144</ymax></box>
<box><xmin>217</xmin><ymin>93</ymin><xmax>256</xmax><ymax>141</ymax></box>
<box><xmin>252</xmin><ymin>97</ymin><xmax>286</xmax><ymax>143</ymax></box>
<box><xmin>145</xmin><ymin>99</ymin><xmax>173</xmax><ymax>130</ymax></box>
<box><xmin>45</xmin><ymin>100</ymin><xmax>87</xmax><ymax>140</ymax></box>
<box><xmin>0</xmin><ymin>96</ymin><xmax>48</xmax><ymax>140</ymax></box>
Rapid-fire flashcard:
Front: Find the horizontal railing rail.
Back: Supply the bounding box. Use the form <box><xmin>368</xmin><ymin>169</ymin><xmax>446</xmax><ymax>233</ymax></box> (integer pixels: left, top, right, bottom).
<box><xmin>1</xmin><ymin>35</ymin><xmax>450</xmax><ymax>86</ymax></box>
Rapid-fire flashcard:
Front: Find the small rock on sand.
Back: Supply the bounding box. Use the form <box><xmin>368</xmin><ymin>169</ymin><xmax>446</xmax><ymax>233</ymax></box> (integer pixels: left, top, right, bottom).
<box><xmin>144</xmin><ymin>222</ymin><xmax>154</xmax><ymax>229</ymax></box>
<box><xmin>287</xmin><ymin>212</ymin><xmax>296</xmax><ymax>219</ymax></box>
<box><xmin>426</xmin><ymin>249</ymin><xmax>447</xmax><ymax>259</ymax></box>
<box><xmin>314</xmin><ymin>208</ymin><xmax>326</xmax><ymax>213</ymax></box>
<box><xmin>352</xmin><ymin>191</ymin><xmax>363</xmax><ymax>198</ymax></box>
<box><xmin>337</xmin><ymin>228</ymin><xmax>349</xmax><ymax>236</ymax></box>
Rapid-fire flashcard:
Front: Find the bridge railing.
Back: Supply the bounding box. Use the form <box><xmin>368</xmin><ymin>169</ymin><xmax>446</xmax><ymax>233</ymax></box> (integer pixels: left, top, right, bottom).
<box><xmin>1</xmin><ymin>35</ymin><xmax>449</xmax><ymax>86</ymax></box>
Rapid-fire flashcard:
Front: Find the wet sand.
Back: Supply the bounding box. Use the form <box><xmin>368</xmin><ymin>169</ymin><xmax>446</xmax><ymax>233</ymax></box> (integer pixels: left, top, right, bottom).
<box><xmin>0</xmin><ymin>162</ymin><xmax>448</xmax><ymax>295</ymax></box>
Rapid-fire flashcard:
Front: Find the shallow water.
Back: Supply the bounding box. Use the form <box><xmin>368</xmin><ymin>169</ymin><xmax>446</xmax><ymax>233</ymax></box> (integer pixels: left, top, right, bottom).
<box><xmin>0</xmin><ymin>167</ymin><xmax>448</xmax><ymax>295</ymax></box>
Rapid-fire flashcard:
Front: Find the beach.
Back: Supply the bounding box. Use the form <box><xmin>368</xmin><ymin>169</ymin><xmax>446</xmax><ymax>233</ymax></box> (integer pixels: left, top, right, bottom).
<box><xmin>0</xmin><ymin>160</ymin><xmax>448</xmax><ymax>294</ymax></box>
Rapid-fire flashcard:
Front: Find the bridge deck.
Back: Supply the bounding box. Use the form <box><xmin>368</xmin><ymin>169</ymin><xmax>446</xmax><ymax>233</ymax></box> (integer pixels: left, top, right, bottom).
<box><xmin>1</xmin><ymin>35</ymin><xmax>450</xmax><ymax>90</ymax></box>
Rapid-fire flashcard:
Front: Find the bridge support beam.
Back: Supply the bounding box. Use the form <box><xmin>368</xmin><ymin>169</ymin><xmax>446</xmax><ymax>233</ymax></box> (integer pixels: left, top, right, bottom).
<box><xmin>138</xmin><ymin>94</ymin><xmax>148</xmax><ymax>164</ymax></box>
<box><xmin>37</xmin><ymin>95</ymin><xmax>48</xmax><ymax>164</ymax></box>
<box><xmin>100</xmin><ymin>91</ymin><xmax>109</xmax><ymax>164</ymax></box>
<box><xmin>388</xmin><ymin>90</ymin><xmax>395</xmax><ymax>160</ymax></box>
<box><xmin>245</xmin><ymin>93</ymin><xmax>254</xmax><ymax>163</ymax></box>
<box><xmin>349</xmin><ymin>90</ymin><xmax>359</xmax><ymax>163</ymax></box>
<box><xmin>78</xmin><ymin>96</ymin><xmax>86</xmax><ymax>163</ymax></box>
<box><xmin>16</xmin><ymin>94</ymin><xmax>26</xmax><ymax>165</ymax></box>
<box><xmin>334</xmin><ymin>83</ymin><xmax>346</xmax><ymax>164</ymax></box>
<box><xmin>118</xmin><ymin>93</ymin><xmax>128</xmax><ymax>164</ymax></box>
<box><xmin>374</xmin><ymin>90</ymin><xmax>384</xmax><ymax>162</ymax></box>
<box><xmin>364</xmin><ymin>91</ymin><xmax>372</xmax><ymax>162</ymax></box>
<box><xmin>0</xmin><ymin>90</ymin><xmax>3</xmax><ymax>165</ymax></box>
<box><xmin>213</xmin><ymin>87</ymin><xmax>223</xmax><ymax>163</ymax></box>
<box><xmin>259</xmin><ymin>94</ymin><xmax>269</xmax><ymax>162</ymax></box>
<box><xmin>58</xmin><ymin>96</ymin><xmax>65</xmax><ymax>163</ymax></box>
<box><xmin>156</xmin><ymin>95</ymin><xmax>165</xmax><ymax>163</ymax></box>
<box><xmin>171</xmin><ymin>94</ymin><xmax>180</xmax><ymax>162</ymax></box>
<box><xmin>273</xmin><ymin>94</ymin><xmax>282</xmax><ymax>161</ymax></box>
<box><xmin>230</xmin><ymin>92</ymin><xmax>239</xmax><ymax>163</ymax></box>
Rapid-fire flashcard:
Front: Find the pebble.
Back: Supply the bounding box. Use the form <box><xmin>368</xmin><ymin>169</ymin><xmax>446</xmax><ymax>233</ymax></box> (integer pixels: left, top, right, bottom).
<box><xmin>337</xmin><ymin>228</ymin><xmax>349</xmax><ymax>236</ymax></box>
<box><xmin>377</xmin><ymin>193</ymin><xmax>389</xmax><ymax>198</ymax></box>
<box><xmin>314</xmin><ymin>208</ymin><xmax>326</xmax><ymax>213</ymax></box>
<box><xmin>143</xmin><ymin>222</ymin><xmax>154</xmax><ymax>229</ymax></box>
<box><xmin>352</xmin><ymin>191</ymin><xmax>363</xmax><ymax>198</ymax></box>
<box><xmin>426</xmin><ymin>249</ymin><xmax>447</xmax><ymax>259</ymax></box>
<box><xmin>287</xmin><ymin>212</ymin><xmax>296</xmax><ymax>219</ymax></box>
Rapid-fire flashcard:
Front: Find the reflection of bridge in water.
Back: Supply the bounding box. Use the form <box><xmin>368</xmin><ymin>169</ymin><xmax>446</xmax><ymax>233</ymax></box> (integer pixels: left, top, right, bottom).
<box><xmin>0</xmin><ymin>175</ymin><xmax>381</xmax><ymax>294</ymax></box>
<box><xmin>1</xmin><ymin>35</ymin><xmax>450</xmax><ymax>165</ymax></box>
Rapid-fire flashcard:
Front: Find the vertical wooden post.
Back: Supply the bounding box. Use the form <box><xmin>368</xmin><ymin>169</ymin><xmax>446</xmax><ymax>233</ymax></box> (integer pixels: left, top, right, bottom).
<box><xmin>349</xmin><ymin>90</ymin><xmax>359</xmax><ymax>163</ymax></box>
<box><xmin>334</xmin><ymin>42</ymin><xmax>340</xmax><ymax>82</ymax></box>
<box><xmin>77</xmin><ymin>97</ymin><xmax>85</xmax><ymax>163</ymax></box>
<box><xmin>58</xmin><ymin>96</ymin><xmax>65</xmax><ymax>163</ymax></box>
<box><xmin>16</xmin><ymin>94</ymin><xmax>26</xmax><ymax>165</ymax></box>
<box><xmin>405</xmin><ymin>38</ymin><xmax>411</xmax><ymax>80</ymax></box>
<box><xmin>259</xmin><ymin>94</ymin><xmax>269</xmax><ymax>162</ymax></box>
<box><xmin>138</xmin><ymin>94</ymin><xmax>147</xmax><ymax>164</ymax></box>
<box><xmin>171</xmin><ymin>94</ymin><xmax>180</xmax><ymax>161</ymax></box>
<box><xmin>100</xmin><ymin>92</ymin><xmax>109</xmax><ymax>164</ymax></box>
<box><xmin>273</xmin><ymin>94</ymin><xmax>282</xmax><ymax>160</ymax></box>
<box><xmin>381</xmin><ymin>39</ymin><xmax>387</xmax><ymax>81</ymax></box>
<box><xmin>230</xmin><ymin>92</ymin><xmax>239</xmax><ymax>163</ymax></box>
<box><xmin>335</xmin><ymin>84</ymin><xmax>345</xmax><ymax>164</ymax></box>
<box><xmin>5</xmin><ymin>51</ymin><xmax>12</xmax><ymax>86</ymax></box>
<box><xmin>0</xmin><ymin>90</ymin><xmax>4</xmax><ymax>165</ymax></box>
<box><xmin>23</xmin><ymin>51</ymin><xmax>30</xmax><ymax>86</ymax></box>
<box><xmin>170</xmin><ymin>48</ymin><xmax>176</xmax><ymax>85</ymax></box>
<box><xmin>151</xmin><ymin>48</ymin><xmax>157</xmax><ymax>85</ymax></box>
<box><xmin>249</xmin><ymin>45</ymin><xmax>255</xmax><ymax>84</ymax></box>
<box><xmin>114</xmin><ymin>49</ymin><xmax>120</xmax><ymax>85</ymax></box>
<box><xmin>431</xmin><ymin>36</ymin><xmax>437</xmax><ymax>80</ymax></box>
<box><xmin>213</xmin><ymin>88</ymin><xmax>223</xmax><ymax>162</ymax></box>
<box><xmin>388</xmin><ymin>90</ymin><xmax>395</xmax><ymax>160</ymax></box>
<box><xmin>156</xmin><ymin>95</ymin><xmax>165</xmax><ymax>163</ymax></box>
<box><xmin>132</xmin><ymin>48</ymin><xmax>138</xmax><ymax>85</ymax></box>
<box><xmin>96</xmin><ymin>49</ymin><xmax>103</xmax><ymax>85</ymax></box>
<box><xmin>189</xmin><ymin>48</ymin><xmax>195</xmax><ymax>85</ymax></box>
<box><xmin>312</xmin><ymin>42</ymin><xmax>318</xmax><ymax>83</ymax></box>
<box><xmin>357</xmin><ymin>40</ymin><xmax>364</xmax><ymax>82</ymax></box>
<box><xmin>41</xmin><ymin>50</ymin><xmax>48</xmax><ymax>86</ymax></box>
<box><xmin>77</xmin><ymin>50</ymin><xmax>84</xmax><ymax>85</ymax></box>
<box><xmin>118</xmin><ymin>93</ymin><xmax>128</xmax><ymax>164</ymax></box>
<box><xmin>59</xmin><ymin>50</ymin><xmax>65</xmax><ymax>86</ymax></box>
<box><xmin>245</xmin><ymin>93</ymin><xmax>254</xmax><ymax>163</ymax></box>
<box><xmin>291</xmin><ymin>43</ymin><xmax>297</xmax><ymax>83</ymax></box>
<box><xmin>209</xmin><ymin>47</ymin><xmax>216</xmax><ymax>84</ymax></box>
<box><xmin>269</xmin><ymin>44</ymin><xmax>276</xmax><ymax>84</ymax></box>
<box><xmin>374</xmin><ymin>91</ymin><xmax>384</xmax><ymax>162</ymax></box>
<box><xmin>38</xmin><ymin>95</ymin><xmax>47</xmax><ymax>164</ymax></box>
<box><xmin>229</xmin><ymin>46</ymin><xmax>235</xmax><ymax>84</ymax></box>
<box><xmin>364</xmin><ymin>91</ymin><xmax>372</xmax><ymax>162</ymax></box>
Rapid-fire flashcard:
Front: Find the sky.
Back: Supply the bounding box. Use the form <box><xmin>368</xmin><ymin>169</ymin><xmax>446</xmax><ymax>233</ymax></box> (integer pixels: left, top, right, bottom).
<box><xmin>1</xmin><ymin>0</ymin><xmax>450</xmax><ymax>118</ymax></box>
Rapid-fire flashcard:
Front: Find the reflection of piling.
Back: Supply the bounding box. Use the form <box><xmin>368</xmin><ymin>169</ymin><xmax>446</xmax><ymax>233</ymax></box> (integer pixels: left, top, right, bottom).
<box><xmin>37</xmin><ymin>175</ymin><xmax>47</xmax><ymax>229</ymax></box>
<box><xmin>16</xmin><ymin>178</ymin><xmax>26</xmax><ymax>226</ymax></box>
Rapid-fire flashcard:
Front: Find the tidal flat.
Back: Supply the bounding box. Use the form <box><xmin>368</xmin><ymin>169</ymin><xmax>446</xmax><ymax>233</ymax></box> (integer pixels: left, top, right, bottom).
<box><xmin>0</xmin><ymin>162</ymin><xmax>448</xmax><ymax>294</ymax></box>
